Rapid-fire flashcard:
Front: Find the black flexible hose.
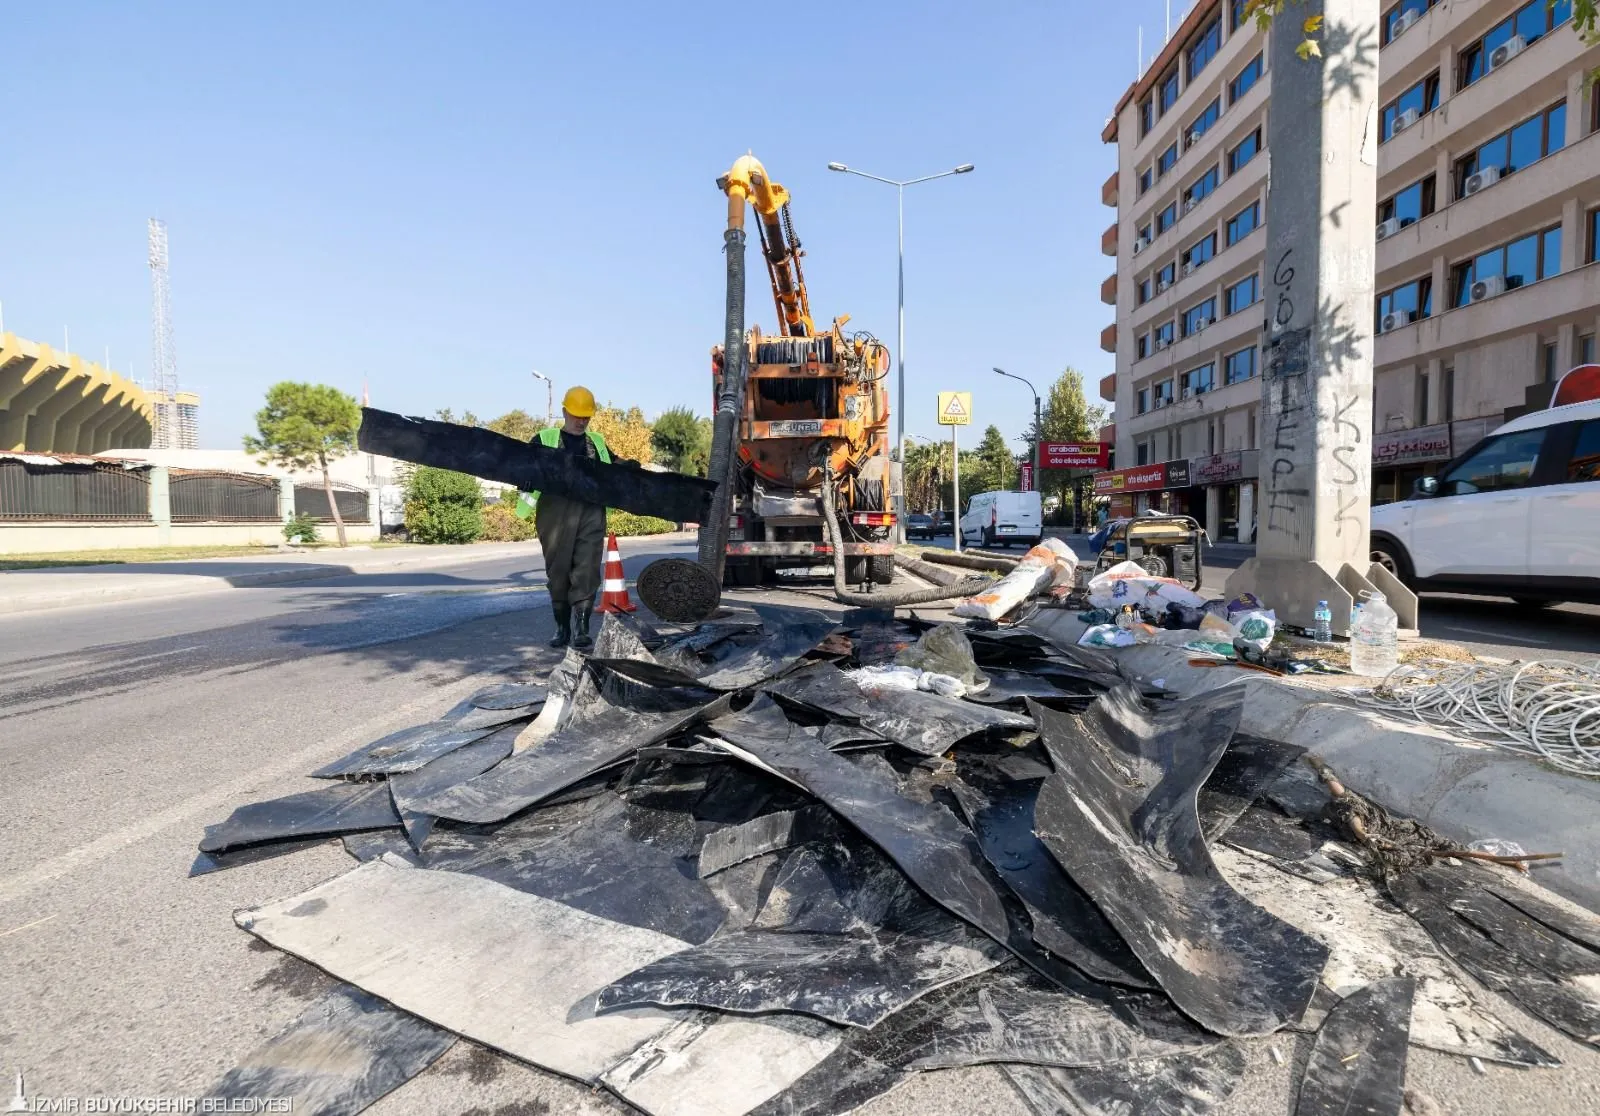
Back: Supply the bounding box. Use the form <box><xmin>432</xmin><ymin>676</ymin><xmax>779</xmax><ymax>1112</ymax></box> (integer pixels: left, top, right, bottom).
<box><xmin>820</xmin><ymin>470</ymin><xmax>989</xmax><ymax>607</ymax></box>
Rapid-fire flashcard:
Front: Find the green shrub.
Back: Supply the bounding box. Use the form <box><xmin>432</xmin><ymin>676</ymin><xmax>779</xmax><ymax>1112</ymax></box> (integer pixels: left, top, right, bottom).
<box><xmin>607</xmin><ymin>509</ymin><xmax>677</xmax><ymax>537</ymax></box>
<box><xmin>282</xmin><ymin>513</ymin><xmax>320</xmax><ymax>543</ymax></box>
<box><xmin>481</xmin><ymin>501</ymin><xmax>537</xmax><ymax>542</ymax></box>
<box><xmin>404</xmin><ymin>466</ymin><xmax>484</xmax><ymax>544</ymax></box>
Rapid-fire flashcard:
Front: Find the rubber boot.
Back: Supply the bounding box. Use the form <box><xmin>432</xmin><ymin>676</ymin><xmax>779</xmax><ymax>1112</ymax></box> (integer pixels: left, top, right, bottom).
<box><xmin>548</xmin><ymin>600</ymin><xmax>571</xmax><ymax>649</ymax></box>
<box><xmin>570</xmin><ymin>596</ymin><xmax>595</xmax><ymax>651</ymax></box>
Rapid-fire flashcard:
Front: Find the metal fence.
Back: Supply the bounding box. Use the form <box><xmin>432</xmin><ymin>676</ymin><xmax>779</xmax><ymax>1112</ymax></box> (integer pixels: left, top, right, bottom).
<box><xmin>0</xmin><ymin>460</ymin><xmax>152</xmax><ymax>521</ymax></box>
<box><xmin>169</xmin><ymin>470</ymin><xmax>281</xmax><ymax>522</ymax></box>
<box><xmin>294</xmin><ymin>482</ymin><xmax>371</xmax><ymax>523</ymax></box>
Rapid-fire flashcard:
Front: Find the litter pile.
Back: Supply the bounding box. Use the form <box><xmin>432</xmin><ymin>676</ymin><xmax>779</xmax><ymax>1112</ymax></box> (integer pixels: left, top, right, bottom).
<box><xmin>193</xmin><ymin>603</ymin><xmax>1600</xmax><ymax>1116</ymax></box>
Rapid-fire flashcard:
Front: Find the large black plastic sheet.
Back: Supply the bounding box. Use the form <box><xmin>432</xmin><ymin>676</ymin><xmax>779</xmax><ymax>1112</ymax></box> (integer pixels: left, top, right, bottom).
<box><xmin>1030</xmin><ymin>687</ymin><xmax>1330</xmax><ymax>1037</ymax></box>
<box><xmin>1388</xmin><ymin>865</ymin><xmax>1600</xmax><ymax>1047</ymax></box>
<box><xmin>764</xmin><ymin>662</ymin><xmax>1031</xmax><ymax>757</ymax></box>
<box><xmin>200</xmin><ymin>781</ymin><xmax>401</xmax><ymax>855</ymax></box>
<box><xmin>595</xmin><ymin>606</ymin><xmax>838</xmax><ymax>692</ymax></box>
<box><xmin>311</xmin><ymin>721</ymin><xmax>502</xmax><ymax>779</ymax></box>
<box><xmin>1197</xmin><ymin>733</ymin><xmax>1307</xmax><ymax>842</ymax></box>
<box><xmin>1294</xmin><ymin>977</ymin><xmax>1415</xmax><ymax>1116</ymax></box>
<box><xmin>947</xmin><ymin>758</ymin><xmax>1154</xmax><ymax>989</ymax></box>
<box><xmin>696</xmin><ymin>805</ymin><xmax>839</xmax><ymax>877</ymax></box>
<box><xmin>1004</xmin><ymin>1043</ymin><xmax>1247</xmax><ymax>1116</ymax></box>
<box><xmin>386</xmin><ymin>724</ymin><xmax>518</xmax><ymax>849</ymax></box>
<box><xmin>208</xmin><ymin>983</ymin><xmax>455</xmax><ymax>1115</ymax></box>
<box><xmin>467</xmin><ymin>681</ymin><xmax>547</xmax><ymax>710</ymax></box>
<box><xmin>357</xmin><ymin>407</ymin><xmax>717</xmax><ymax>522</ymax></box>
<box><xmin>707</xmin><ymin>695</ymin><xmax>1106</xmax><ymax>994</ymax></box>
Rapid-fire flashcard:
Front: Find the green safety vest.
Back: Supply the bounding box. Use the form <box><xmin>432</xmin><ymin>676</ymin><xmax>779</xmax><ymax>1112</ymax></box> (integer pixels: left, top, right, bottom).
<box><xmin>515</xmin><ymin>426</ymin><xmax>612</xmax><ymax>518</ymax></box>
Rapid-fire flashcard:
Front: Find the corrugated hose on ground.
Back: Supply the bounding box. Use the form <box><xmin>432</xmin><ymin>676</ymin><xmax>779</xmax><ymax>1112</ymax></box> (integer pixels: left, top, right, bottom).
<box><xmin>820</xmin><ymin>473</ymin><xmax>990</xmax><ymax>608</ymax></box>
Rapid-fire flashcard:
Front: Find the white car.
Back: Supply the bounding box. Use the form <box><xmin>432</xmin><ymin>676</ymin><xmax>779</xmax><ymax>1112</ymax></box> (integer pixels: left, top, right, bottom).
<box><xmin>960</xmin><ymin>490</ymin><xmax>1043</xmax><ymax>548</ymax></box>
<box><xmin>1369</xmin><ymin>392</ymin><xmax>1600</xmax><ymax>608</ymax></box>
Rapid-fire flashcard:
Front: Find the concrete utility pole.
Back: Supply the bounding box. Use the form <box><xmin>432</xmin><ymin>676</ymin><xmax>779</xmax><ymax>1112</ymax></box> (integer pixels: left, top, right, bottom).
<box><xmin>1226</xmin><ymin>0</ymin><xmax>1417</xmax><ymax>635</ymax></box>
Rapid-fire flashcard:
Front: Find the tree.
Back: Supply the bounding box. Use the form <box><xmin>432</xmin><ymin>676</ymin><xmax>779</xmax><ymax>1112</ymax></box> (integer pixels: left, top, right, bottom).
<box><xmin>244</xmin><ymin>382</ymin><xmax>362</xmax><ymax>546</ymax></box>
<box><xmin>404</xmin><ymin>466</ymin><xmax>484</xmax><ymax>544</ymax></box>
<box><xmin>975</xmin><ymin>425</ymin><xmax>1012</xmax><ymax>491</ymax></box>
<box><xmin>589</xmin><ymin>404</ymin><xmax>655</xmax><ymax>465</ymax></box>
<box><xmin>433</xmin><ymin>408</ymin><xmax>482</xmax><ymax>427</ymax></box>
<box><xmin>486</xmin><ymin>409</ymin><xmax>541</xmax><ymax>442</ymax></box>
<box><xmin>1026</xmin><ymin>368</ymin><xmax>1107</xmax><ymax>529</ymax></box>
<box><xmin>651</xmin><ymin>406</ymin><xmax>713</xmax><ymax>476</ymax></box>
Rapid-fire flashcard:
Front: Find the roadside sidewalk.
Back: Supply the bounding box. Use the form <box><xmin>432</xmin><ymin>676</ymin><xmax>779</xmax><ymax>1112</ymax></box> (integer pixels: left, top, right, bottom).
<box><xmin>0</xmin><ymin>540</ymin><xmax>549</xmax><ymax>616</ymax></box>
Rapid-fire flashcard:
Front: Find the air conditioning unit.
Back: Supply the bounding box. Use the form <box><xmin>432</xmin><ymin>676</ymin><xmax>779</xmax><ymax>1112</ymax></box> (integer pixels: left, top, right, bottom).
<box><xmin>1192</xmin><ymin>319</ymin><xmax>1206</xmax><ymax>335</ymax></box>
<box><xmin>1490</xmin><ymin>35</ymin><xmax>1527</xmax><ymax>70</ymax></box>
<box><xmin>1156</xmin><ymin>277</ymin><xmax>1171</xmax><ymax>292</ymax></box>
<box><xmin>1153</xmin><ymin>336</ymin><xmax>1170</xmax><ymax>352</ymax></box>
<box><xmin>1182</xmin><ymin>261</ymin><xmax>1195</xmax><ymax>277</ymax></box>
<box><xmin>1133</xmin><ymin>236</ymin><xmax>1149</xmax><ymax>255</ymax></box>
<box><xmin>1393</xmin><ymin>107</ymin><xmax>1421</xmax><ymax>133</ymax></box>
<box><xmin>1183</xmin><ymin>197</ymin><xmax>1198</xmax><ymax>214</ymax></box>
<box><xmin>1463</xmin><ymin>165</ymin><xmax>1502</xmax><ymax>196</ymax></box>
<box><xmin>1154</xmin><ymin>397</ymin><xmax>1170</xmax><ymax>409</ymax></box>
<box><xmin>1470</xmin><ymin>275</ymin><xmax>1507</xmax><ymax>302</ymax></box>
<box><xmin>1379</xmin><ymin>309</ymin><xmax>1414</xmax><ymax>334</ymax></box>
<box><xmin>1392</xmin><ymin>8</ymin><xmax>1420</xmax><ymax>37</ymax></box>
<box><xmin>1376</xmin><ymin>217</ymin><xmax>1401</xmax><ymax>241</ymax></box>
<box><xmin>1186</xmin><ymin>128</ymin><xmax>1198</xmax><ymax>147</ymax></box>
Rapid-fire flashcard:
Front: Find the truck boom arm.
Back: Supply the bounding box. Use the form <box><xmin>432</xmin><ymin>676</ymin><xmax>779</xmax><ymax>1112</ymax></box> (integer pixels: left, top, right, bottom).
<box><xmin>718</xmin><ymin>155</ymin><xmax>814</xmax><ymax>338</ymax></box>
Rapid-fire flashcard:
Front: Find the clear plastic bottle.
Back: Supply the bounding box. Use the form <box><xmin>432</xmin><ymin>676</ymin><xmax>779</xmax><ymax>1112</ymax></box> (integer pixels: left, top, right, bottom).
<box><xmin>1116</xmin><ymin>604</ymin><xmax>1137</xmax><ymax>631</ymax></box>
<box><xmin>1349</xmin><ymin>590</ymin><xmax>1399</xmax><ymax>677</ymax></box>
<box><xmin>1313</xmin><ymin>600</ymin><xmax>1332</xmax><ymax>644</ymax></box>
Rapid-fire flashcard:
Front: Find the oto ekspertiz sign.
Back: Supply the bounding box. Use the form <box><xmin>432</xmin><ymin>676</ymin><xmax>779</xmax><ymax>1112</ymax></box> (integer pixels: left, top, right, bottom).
<box><xmin>1040</xmin><ymin>442</ymin><xmax>1110</xmax><ymax>469</ymax></box>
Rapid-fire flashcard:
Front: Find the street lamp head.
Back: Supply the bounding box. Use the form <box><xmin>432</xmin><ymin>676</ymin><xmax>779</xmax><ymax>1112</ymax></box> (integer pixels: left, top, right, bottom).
<box><xmin>827</xmin><ymin>162</ymin><xmax>848</xmax><ymax>172</ymax></box>
<box><xmin>954</xmin><ymin>164</ymin><xmax>976</xmax><ymax>173</ymax></box>
<box><xmin>993</xmin><ymin>367</ymin><xmax>1006</xmax><ymax>376</ymax></box>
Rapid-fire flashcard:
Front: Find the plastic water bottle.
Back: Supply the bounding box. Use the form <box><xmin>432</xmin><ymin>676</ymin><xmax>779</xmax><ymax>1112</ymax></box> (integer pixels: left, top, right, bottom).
<box><xmin>1313</xmin><ymin>601</ymin><xmax>1332</xmax><ymax>644</ymax></box>
<box><xmin>1349</xmin><ymin>590</ymin><xmax>1399</xmax><ymax>678</ymax></box>
<box><xmin>1350</xmin><ymin>598</ymin><xmax>1364</xmax><ymax>636</ymax></box>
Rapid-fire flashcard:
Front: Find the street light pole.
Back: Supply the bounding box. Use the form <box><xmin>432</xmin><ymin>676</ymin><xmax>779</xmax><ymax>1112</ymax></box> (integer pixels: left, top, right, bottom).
<box><xmin>530</xmin><ymin>369</ymin><xmax>553</xmax><ymax>424</ymax></box>
<box><xmin>993</xmin><ymin>366</ymin><xmax>1041</xmax><ymax>501</ymax></box>
<box><xmin>828</xmin><ymin>161</ymin><xmax>974</xmax><ymax>541</ymax></box>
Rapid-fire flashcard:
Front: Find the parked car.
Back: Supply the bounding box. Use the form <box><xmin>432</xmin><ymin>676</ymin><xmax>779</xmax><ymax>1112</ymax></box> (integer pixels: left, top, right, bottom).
<box><xmin>906</xmin><ymin>513</ymin><xmax>936</xmax><ymax>540</ymax></box>
<box><xmin>1369</xmin><ymin>392</ymin><xmax>1600</xmax><ymax>607</ymax></box>
<box><xmin>960</xmin><ymin>490</ymin><xmax>1043</xmax><ymax>548</ymax></box>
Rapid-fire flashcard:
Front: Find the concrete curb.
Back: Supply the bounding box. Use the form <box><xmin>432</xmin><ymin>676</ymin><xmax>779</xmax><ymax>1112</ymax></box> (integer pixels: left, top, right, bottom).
<box><xmin>1110</xmin><ymin>643</ymin><xmax>1600</xmax><ymax>914</ymax></box>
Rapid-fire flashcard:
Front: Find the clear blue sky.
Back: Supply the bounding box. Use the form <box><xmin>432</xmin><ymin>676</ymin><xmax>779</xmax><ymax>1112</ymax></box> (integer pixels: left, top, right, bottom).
<box><xmin>2</xmin><ymin>0</ymin><xmax>1181</xmax><ymax>453</ymax></box>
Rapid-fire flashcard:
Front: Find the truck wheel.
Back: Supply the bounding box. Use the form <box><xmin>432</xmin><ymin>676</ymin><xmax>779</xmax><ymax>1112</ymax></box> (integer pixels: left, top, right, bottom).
<box><xmin>723</xmin><ymin>559</ymin><xmax>760</xmax><ymax>588</ymax></box>
<box><xmin>870</xmin><ymin>555</ymin><xmax>895</xmax><ymax>585</ymax></box>
<box><xmin>844</xmin><ymin>557</ymin><xmax>869</xmax><ymax>584</ymax></box>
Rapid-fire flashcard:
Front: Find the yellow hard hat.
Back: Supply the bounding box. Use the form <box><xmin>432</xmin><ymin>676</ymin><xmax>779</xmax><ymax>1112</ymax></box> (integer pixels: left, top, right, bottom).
<box><xmin>562</xmin><ymin>385</ymin><xmax>596</xmax><ymax>418</ymax></box>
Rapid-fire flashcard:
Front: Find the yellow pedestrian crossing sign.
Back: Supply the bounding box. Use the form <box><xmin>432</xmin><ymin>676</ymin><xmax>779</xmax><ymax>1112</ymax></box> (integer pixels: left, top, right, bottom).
<box><xmin>937</xmin><ymin>391</ymin><xmax>972</xmax><ymax>426</ymax></box>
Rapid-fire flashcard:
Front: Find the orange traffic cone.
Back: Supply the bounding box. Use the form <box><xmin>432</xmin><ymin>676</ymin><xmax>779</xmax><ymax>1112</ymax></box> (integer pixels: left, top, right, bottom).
<box><xmin>597</xmin><ymin>533</ymin><xmax>636</xmax><ymax>613</ymax></box>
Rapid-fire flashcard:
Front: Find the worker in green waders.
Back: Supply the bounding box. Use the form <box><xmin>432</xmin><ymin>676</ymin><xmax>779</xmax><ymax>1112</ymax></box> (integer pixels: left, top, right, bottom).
<box><xmin>522</xmin><ymin>386</ymin><xmax>635</xmax><ymax>651</ymax></box>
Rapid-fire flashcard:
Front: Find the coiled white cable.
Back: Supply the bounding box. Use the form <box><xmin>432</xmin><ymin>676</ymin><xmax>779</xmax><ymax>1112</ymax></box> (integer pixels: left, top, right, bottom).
<box><xmin>1363</xmin><ymin>658</ymin><xmax>1600</xmax><ymax>776</ymax></box>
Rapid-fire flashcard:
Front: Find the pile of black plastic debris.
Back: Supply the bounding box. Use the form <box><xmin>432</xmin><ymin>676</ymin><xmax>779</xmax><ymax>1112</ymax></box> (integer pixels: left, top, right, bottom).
<box><xmin>195</xmin><ymin>603</ymin><xmax>1600</xmax><ymax>1116</ymax></box>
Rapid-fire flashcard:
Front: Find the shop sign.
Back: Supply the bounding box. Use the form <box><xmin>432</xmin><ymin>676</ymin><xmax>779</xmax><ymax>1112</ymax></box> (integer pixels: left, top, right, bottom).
<box><xmin>1018</xmin><ymin>463</ymin><xmax>1034</xmax><ymax>492</ymax></box>
<box><xmin>1163</xmin><ymin>459</ymin><xmax>1190</xmax><ymax>488</ymax></box>
<box><xmin>1041</xmin><ymin>442</ymin><xmax>1110</xmax><ymax>469</ymax></box>
<box><xmin>1190</xmin><ymin>450</ymin><xmax>1260</xmax><ymax>484</ymax></box>
<box><xmin>1094</xmin><ymin>464</ymin><xmax>1167</xmax><ymax>494</ymax></box>
<box><xmin>1373</xmin><ymin>423</ymin><xmax>1451</xmax><ymax>466</ymax></box>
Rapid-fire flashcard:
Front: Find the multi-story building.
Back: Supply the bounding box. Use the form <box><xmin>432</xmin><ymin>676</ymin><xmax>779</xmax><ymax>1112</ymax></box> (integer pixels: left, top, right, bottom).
<box><xmin>1098</xmin><ymin>0</ymin><xmax>1600</xmax><ymax>540</ymax></box>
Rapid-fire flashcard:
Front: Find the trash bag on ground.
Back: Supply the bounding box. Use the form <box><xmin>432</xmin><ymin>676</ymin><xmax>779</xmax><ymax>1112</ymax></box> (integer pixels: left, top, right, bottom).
<box><xmin>1086</xmin><ymin>560</ymin><xmax>1207</xmax><ymax>615</ymax></box>
<box><xmin>894</xmin><ymin>623</ymin><xmax>990</xmax><ymax>692</ymax></box>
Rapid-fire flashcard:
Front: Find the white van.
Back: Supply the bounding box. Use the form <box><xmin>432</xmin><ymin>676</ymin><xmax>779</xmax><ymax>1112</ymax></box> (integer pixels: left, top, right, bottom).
<box><xmin>960</xmin><ymin>490</ymin><xmax>1043</xmax><ymax>548</ymax></box>
<box><xmin>1369</xmin><ymin>369</ymin><xmax>1600</xmax><ymax>607</ymax></box>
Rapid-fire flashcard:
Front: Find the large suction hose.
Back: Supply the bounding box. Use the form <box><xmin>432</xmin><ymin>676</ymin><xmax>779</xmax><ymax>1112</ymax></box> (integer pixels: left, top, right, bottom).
<box><xmin>819</xmin><ymin>469</ymin><xmax>990</xmax><ymax>608</ymax></box>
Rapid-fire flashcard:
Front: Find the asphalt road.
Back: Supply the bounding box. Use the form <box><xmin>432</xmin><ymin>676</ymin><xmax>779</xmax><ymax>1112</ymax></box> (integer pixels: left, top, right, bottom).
<box><xmin>916</xmin><ymin>530</ymin><xmax>1600</xmax><ymax>665</ymax></box>
<box><xmin>2</xmin><ymin>536</ymin><xmax>1597</xmax><ymax>1116</ymax></box>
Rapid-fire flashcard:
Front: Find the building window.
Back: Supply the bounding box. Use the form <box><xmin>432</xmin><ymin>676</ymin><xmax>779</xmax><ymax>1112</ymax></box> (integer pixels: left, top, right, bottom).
<box><xmin>1381</xmin><ymin>72</ymin><xmax>1440</xmax><ymax>142</ymax></box>
<box><xmin>1207</xmin><ymin>419</ymin><xmax>1217</xmax><ymax>455</ymax></box>
<box><xmin>1181</xmin><ymin>363</ymin><xmax>1216</xmax><ymax>398</ymax></box>
<box><xmin>1138</xmin><ymin>333</ymin><xmax>1151</xmax><ymax>359</ymax></box>
<box><xmin>1248</xmin><ymin>408</ymin><xmax>1258</xmax><ymax>448</ymax></box>
<box><xmin>1458</xmin><ymin>1</ymin><xmax>1573</xmax><ymax>89</ymax></box>
<box><xmin>1158</xmin><ymin>143</ymin><xmax>1179</xmax><ymax>177</ymax></box>
<box><xmin>1184</xmin><ymin>166</ymin><xmax>1220</xmax><ymax>208</ymax></box>
<box><xmin>1159</xmin><ymin>68</ymin><xmax>1181</xmax><ymax>116</ymax></box>
<box><xmin>1138</xmin><ymin>277</ymin><xmax>1153</xmax><ymax>305</ymax></box>
<box><xmin>1378</xmin><ymin>175</ymin><xmax>1436</xmax><ymax>228</ymax></box>
<box><xmin>1157</xmin><ymin>202</ymin><xmax>1178</xmax><ymax>235</ymax></box>
<box><xmin>1227</xmin><ymin>201</ymin><xmax>1260</xmax><ymax>246</ymax></box>
<box><xmin>1154</xmin><ymin>321</ymin><xmax>1175</xmax><ymax>348</ymax></box>
<box><xmin>1136</xmin><ymin>439</ymin><xmax>1152</xmax><ymax>465</ymax></box>
<box><xmin>1375</xmin><ymin>277</ymin><xmax>1432</xmax><ymax>330</ymax></box>
<box><xmin>1417</xmin><ymin>371</ymin><xmax>1431</xmax><ymax>427</ymax></box>
<box><xmin>1229</xmin><ymin>54</ymin><xmax>1263</xmax><ymax>104</ymax></box>
<box><xmin>1153</xmin><ymin>379</ymin><xmax>1175</xmax><ymax>407</ymax></box>
<box><xmin>1225</xmin><ymin>347</ymin><xmax>1257</xmax><ymax>385</ymax></box>
<box><xmin>1580</xmin><ymin>334</ymin><xmax>1596</xmax><ymax>364</ymax></box>
<box><xmin>1451</xmin><ymin>225</ymin><xmax>1562</xmax><ymax>305</ymax></box>
<box><xmin>1590</xmin><ymin>207</ymin><xmax>1600</xmax><ymax>262</ymax></box>
<box><xmin>1227</xmin><ymin>129</ymin><xmax>1261</xmax><ymax>175</ymax></box>
<box><xmin>1138</xmin><ymin>222</ymin><xmax>1153</xmax><ymax>244</ymax></box>
<box><xmin>1225</xmin><ymin>274</ymin><xmax>1260</xmax><ymax>316</ymax></box>
<box><xmin>1593</xmin><ymin>83</ymin><xmax>1600</xmax><ymax>134</ymax></box>
<box><xmin>1186</xmin><ymin>18</ymin><xmax>1222</xmax><ymax>82</ymax></box>
<box><xmin>1137</xmin><ymin>388</ymin><xmax>1151</xmax><ymax>415</ymax></box>
<box><xmin>1139</xmin><ymin>168</ymin><xmax>1154</xmax><ymax>196</ymax></box>
<box><xmin>1183</xmin><ymin>234</ymin><xmax>1217</xmax><ymax>271</ymax></box>
<box><xmin>1183</xmin><ymin>298</ymin><xmax>1218</xmax><ymax>337</ymax></box>
<box><xmin>1230</xmin><ymin>0</ymin><xmax>1250</xmax><ymax>31</ymax></box>
<box><xmin>1187</xmin><ymin>99</ymin><xmax>1221</xmax><ymax>148</ymax></box>
<box><xmin>1381</xmin><ymin>0</ymin><xmax>1437</xmax><ymax>46</ymax></box>
<box><xmin>1442</xmin><ymin>366</ymin><xmax>1454</xmax><ymax>422</ymax></box>
<box><xmin>1140</xmin><ymin>97</ymin><xmax>1155</xmax><ymax>137</ymax></box>
<box><xmin>1542</xmin><ymin>342</ymin><xmax>1558</xmax><ymax>383</ymax></box>
<box><xmin>1156</xmin><ymin>262</ymin><xmax>1176</xmax><ymax>291</ymax></box>
<box><xmin>1453</xmin><ymin>103</ymin><xmax>1567</xmax><ymax>198</ymax></box>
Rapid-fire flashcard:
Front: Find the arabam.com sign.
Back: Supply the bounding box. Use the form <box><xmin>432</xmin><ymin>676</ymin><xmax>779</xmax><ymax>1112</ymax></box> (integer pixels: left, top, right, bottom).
<box><xmin>1040</xmin><ymin>442</ymin><xmax>1110</xmax><ymax>469</ymax></box>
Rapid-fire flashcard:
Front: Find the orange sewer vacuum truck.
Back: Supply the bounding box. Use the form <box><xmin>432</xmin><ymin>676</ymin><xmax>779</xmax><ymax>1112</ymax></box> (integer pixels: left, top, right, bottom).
<box><xmin>712</xmin><ymin>154</ymin><xmax>898</xmax><ymax>589</ymax></box>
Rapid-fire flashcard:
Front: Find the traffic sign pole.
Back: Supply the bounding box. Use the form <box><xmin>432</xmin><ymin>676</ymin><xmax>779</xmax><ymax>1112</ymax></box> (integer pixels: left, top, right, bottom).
<box><xmin>936</xmin><ymin>392</ymin><xmax>971</xmax><ymax>552</ymax></box>
<box><xmin>951</xmin><ymin>422</ymin><xmax>961</xmax><ymax>553</ymax></box>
